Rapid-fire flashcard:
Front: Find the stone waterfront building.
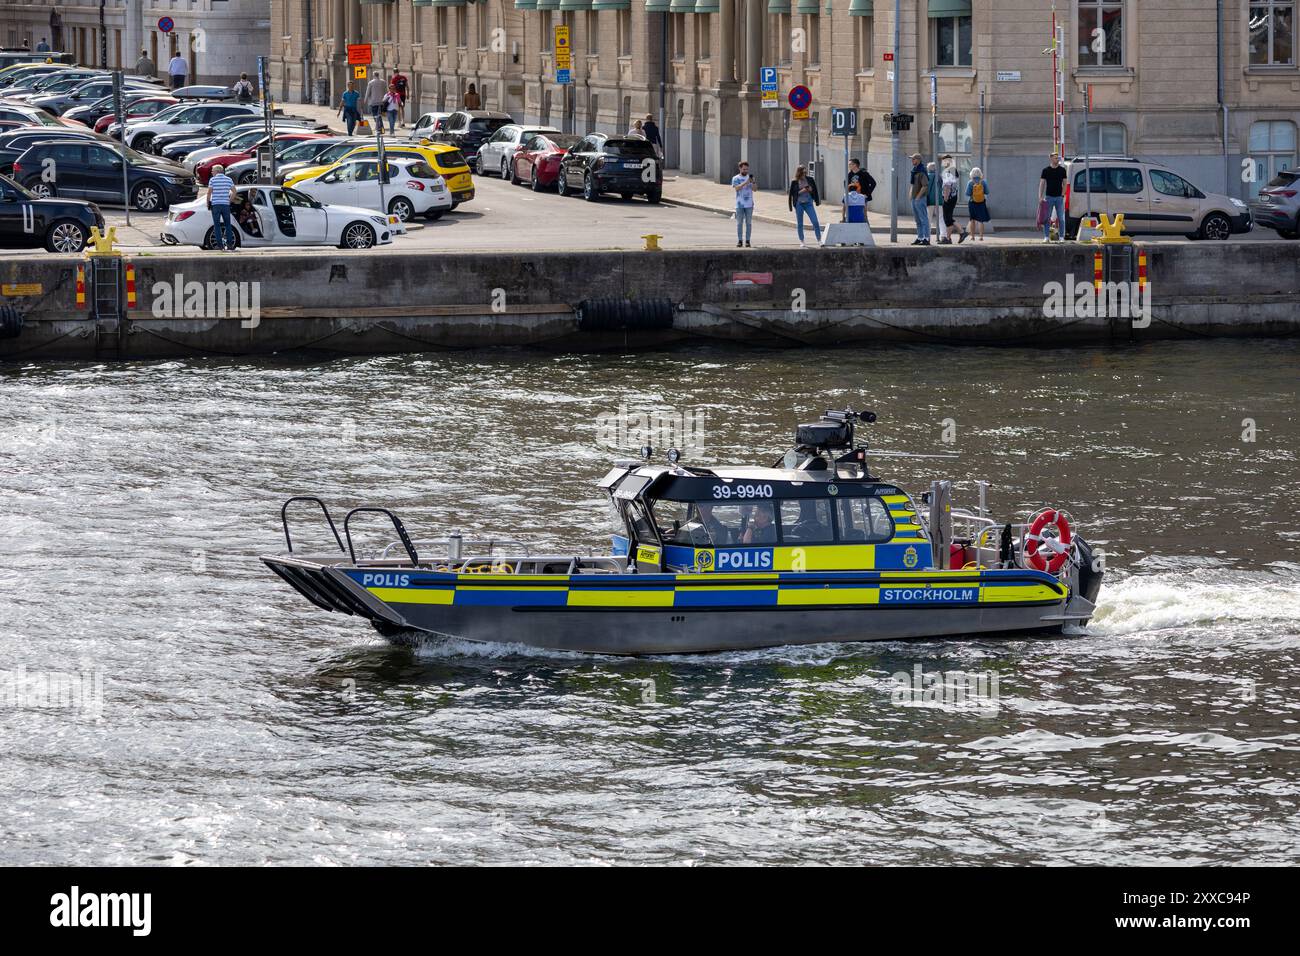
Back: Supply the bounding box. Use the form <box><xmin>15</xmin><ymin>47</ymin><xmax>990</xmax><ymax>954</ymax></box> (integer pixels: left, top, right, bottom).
<box><xmin>1</xmin><ymin>0</ymin><xmax>271</xmax><ymax>86</ymax></box>
<box><xmin>259</xmin><ymin>1</ymin><xmax>1298</xmax><ymax>215</ymax></box>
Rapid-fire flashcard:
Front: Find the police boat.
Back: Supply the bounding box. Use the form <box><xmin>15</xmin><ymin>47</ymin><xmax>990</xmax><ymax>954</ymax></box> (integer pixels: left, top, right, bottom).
<box><xmin>262</xmin><ymin>409</ymin><xmax>1104</xmax><ymax>655</ymax></box>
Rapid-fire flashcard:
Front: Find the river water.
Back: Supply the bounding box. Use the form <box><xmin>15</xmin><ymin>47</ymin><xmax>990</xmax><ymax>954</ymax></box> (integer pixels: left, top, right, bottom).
<box><xmin>1</xmin><ymin>340</ymin><xmax>1297</xmax><ymax>865</ymax></box>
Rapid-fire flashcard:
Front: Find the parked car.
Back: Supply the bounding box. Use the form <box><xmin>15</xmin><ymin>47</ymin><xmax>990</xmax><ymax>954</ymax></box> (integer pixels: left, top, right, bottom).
<box><xmin>0</xmin><ymin>126</ymin><xmax>111</xmax><ymax>175</ymax></box>
<box><xmin>92</xmin><ymin>95</ymin><xmax>177</xmax><ymax>133</ymax></box>
<box><xmin>0</xmin><ymin>99</ymin><xmax>84</xmax><ymax>130</ymax></box>
<box><xmin>13</xmin><ymin>138</ymin><xmax>197</xmax><ymax>211</ymax></box>
<box><xmin>65</xmin><ymin>89</ymin><xmax>171</xmax><ymax>127</ymax></box>
<box><xmin>121</xmin><ymin>102</ymin><xmax>260</xmax><ymax>152</ymax></box>
<box><xmin>511</xmin><ymin>132</ymin><xmax>583</xmax><ymax>191</ymax></box>
<box><xmin>162</xmin><ymin>184</ymin><xmax>395</xmax><ymax>250</ymax></box>
<box><xmin>1064</xmin><ymin>156</ymin><xmax>1251</xmax><ymax>240</ymax></box>
<box><xmin>261</xmin><ymin>137</ymin><xmax>366</xmax><ymax>185</ymax></box>
<box><xmin>427</xmin><ymin>110</ymin><xmax>512</xmax><ymax>164</ymax></box>
<box><xmin>293</xmin><ymin>156</ymin><xmax>452</xmax><ymax>222</ymax></box>
<box><xmin>556</xmin><ymin>133</ymin><xmax>662</xmax><ymax>203</ymax></box>
<box><xmin>0</xmin><ymin>171</ymin><xmax>103</xmax><ymax>252</ymax></box>
<box><xmin>158</xmin><ymin>117</ymin><xmax>322</xmax><ymax>160</ymax></box>
<box><xmin>1247</xmin><ymin>169</ymin><xmax>1299</xmax><ymax>239</ymax></box>
<box><xmin>28</xmin><ymin>75</ymin><xmax>160</xmax><ymax>116</ymax></box>
<box><xmin>409</xmin><ymin>111</ymin><xmax>451</xmax><ymax>141</ymax></box>
<box><xmin>5</xmin><ymin>69</ymin><xmax>100</xmax><ymax>103</ymax></box>
<box><xmin>473</xmin><ymin>124</ymin><xmax>560</xmax><ymax>179</ymax></box>
<box><xmin>285</xmin><ymin>142</ymin><xmax>474</xmax><ymax>209</ymax></box>
<box><xmin>192</xmin><ymin>132</ymin><xmax>327</xmax><ymax>184</ymax></box>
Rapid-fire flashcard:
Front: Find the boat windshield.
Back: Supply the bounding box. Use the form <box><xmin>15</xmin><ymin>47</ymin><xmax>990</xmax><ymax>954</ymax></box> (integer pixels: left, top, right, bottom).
<box><xmin>652</xmin><ymin>495</ymin><xmax>896</xmax><ymax>547</ymax></box>
<box><xmin>654</xmin><ymin>500</ymin><xmax>777</xmax><ymax>547</ymax></box>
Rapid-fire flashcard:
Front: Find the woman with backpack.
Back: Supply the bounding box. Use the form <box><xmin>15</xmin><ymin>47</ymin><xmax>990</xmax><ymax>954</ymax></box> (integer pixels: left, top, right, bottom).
<box><xmin>231</xmin><ymin>73</ymin><xmax>255</xmax><ymax>105</ymax></box>
<box><xmin>787</xmin><ymin>164</ymin><xmax>823</xmax><ymax>248</ymax></box>
<box><xmin>966</xmin><ymin>167</ymin><xmax>991</xmax><ymax>241</ymax></box>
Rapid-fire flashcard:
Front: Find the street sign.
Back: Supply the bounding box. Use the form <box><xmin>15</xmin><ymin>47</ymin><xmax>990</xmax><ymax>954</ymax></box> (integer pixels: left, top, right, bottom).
<box><xmin>831</xmin><ymin>108</ymin><xmax>858</xmax><ymax>137</ymax></box>
<box><xmin>760</xmin><ymin>66</ymin><xmax>778</xmax><ymax>110</ymax></box>
<box><xmin>353</xmin><ymin>65</ymin><xmax>367</xmax><ymax>81</ymax></box>
<box><xmin>555</xmin><ymin>26</ymin><xmax>572</xmax><ymax>70</ymax></box>
<box><xmin>882</xmin><ymin>112</ymin><xmax>914</xmax><ymax>132</ymax></box>
<box><xmin>883</xmin><ymin>52</ymin><xmax>894</xmax><ymax>61</ymax></box>
<box><xmin>557</xmin><ymin>68</ymin><xmax>571</xmax><ymax>85</ymax></box>
<box><xmin>788</xmin><ymin>85</ymin><xmax>812</xmax><ymax>112</ymax></box>
<box><xmin>347</xmin><ymin>44</ymin><xmax>371</xmax><ymax>66</ymax></box>
<box><xmin>157</xmin><ymin>17</ymin><xmax>174</xmax><ymax>34</ymax></box>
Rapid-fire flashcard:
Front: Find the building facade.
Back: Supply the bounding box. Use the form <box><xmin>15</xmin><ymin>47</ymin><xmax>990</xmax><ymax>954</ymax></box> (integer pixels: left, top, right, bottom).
<box><xmin>264</xmin><ymin>0</ymin><xmax>1297</xmax><ymax>216</ymax></box>
<box><xmin>1</xmin><ymin>0</ymin><xmax>271</xmax><ymax>86</ymax></box>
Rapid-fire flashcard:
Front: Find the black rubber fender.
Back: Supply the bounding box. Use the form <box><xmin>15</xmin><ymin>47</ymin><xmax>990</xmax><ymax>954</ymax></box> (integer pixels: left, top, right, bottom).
<box><xmin>0</xmin><ymin>305</ymin><xmax>24</xmax><ymax>340</ymax></box>
<box><xmin>576</xmin><ymin>297</ymin><xmax>674</xmax><ymax>332</ymax></box>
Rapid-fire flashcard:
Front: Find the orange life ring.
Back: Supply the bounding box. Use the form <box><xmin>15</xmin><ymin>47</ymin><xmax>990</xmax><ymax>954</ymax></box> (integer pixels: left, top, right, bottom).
<box><xmin>1025</xmin><ymin>509</ymin><xmax>1073</xmax><ymax>573</ymax></box>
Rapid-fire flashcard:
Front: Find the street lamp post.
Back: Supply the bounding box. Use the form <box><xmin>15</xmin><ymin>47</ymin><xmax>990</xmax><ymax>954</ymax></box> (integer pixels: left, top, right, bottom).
<box><xmin>99</xmin><ymin>0</ymin><xmax>108</xmax><ymax>68</ymax></box>
<box><xmin>889</xmin><ymin>0</ymin><xmax>900</xmax><ymax>243</ymax></box>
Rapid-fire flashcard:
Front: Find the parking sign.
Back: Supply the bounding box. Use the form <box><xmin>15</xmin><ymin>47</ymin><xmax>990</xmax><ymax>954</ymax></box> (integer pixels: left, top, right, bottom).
<box><xmin>760</xmin><ymin>67</ymin><xmax>778</xmax><ymax>110</ymax></box>
<box><xmin>831</xmin><ymin>108</ymin><xmax>858</xmax><ymax>137</ymax></box>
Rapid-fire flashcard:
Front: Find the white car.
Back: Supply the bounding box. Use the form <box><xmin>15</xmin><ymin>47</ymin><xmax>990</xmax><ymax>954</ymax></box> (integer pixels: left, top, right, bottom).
<box><xmin>476</xmin><ymin>124</ymin><xmax>560</xmax><ymax>179</ymax></box>
<box><xmin>160</xmin><ymin>185</ymin><xmax>395</xmax><ymax>250</ymax></box>
<box><xmin>122</xmin><ymin>102</ymin><xmax>260</xmax><ymax>152</ymax></box>
<box><xmin>293</xmin><ymin>156</ymin><xmax>453</xmax><ymax>222</ymax></box>
<box><xmin>409</xmin><ymin>111</ymin><xmax>451</xmax><ymax>142</ymax></box>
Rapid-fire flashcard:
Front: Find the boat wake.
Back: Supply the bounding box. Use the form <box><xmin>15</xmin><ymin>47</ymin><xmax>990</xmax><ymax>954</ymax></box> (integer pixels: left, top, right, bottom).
<box><xmin>1090</xmin><ymin>567</ymin><xmax>1300</xmax><ymax>638</ymax></box>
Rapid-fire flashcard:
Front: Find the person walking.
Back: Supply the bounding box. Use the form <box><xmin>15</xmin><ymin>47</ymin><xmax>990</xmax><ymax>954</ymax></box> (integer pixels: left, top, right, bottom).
<box><xmin>628</xmin><ymin>118</ymin><xmax>645</xmax><ymax>137</ymax></box>
<box><xmin>231</xmin><ymin>72</ymin><xmax>255</xmax><ymax>105</ymax></box>
<box><xmin>135</xmin><ymin>49</ymin><xmax>154</xmax><ymax>77</ymax></box>
<box><xmin>36</xmin><ymin>37</ymin><xmax>51</xmax><ymax>53</ymax></box>
<box><xmin>206</xmin><ymin>164</ymin><xmax>236</xmax><ymax>251</ymax></box>
<box><xmin>939</xmin><ymin>155</ymin><xmax>967</xmax><ymax>244</ymax></box>
<box><xmin>927</xmin><ymin>161</ymin><xmax>944</xmax><ymax>242</ymax></box>
<box><xmin>788</xmin><ymin>164</ymin><xmax>822</xmax><ymax>248</ymax></box>
<box><xmin>1039</xmin><ymin>152</ymin><xmax>1068</xmax><ymax>242</ymax></box>
<box><xmin>642</xmin><ymin>113</ymin><xmax>662</xmax><ymax>160</ymax></box>
<box><xmin>365</xmin><ymin>72</ymin><xmax>386</xmax><ymax>132</ymax></box>
<box><xmin>338</xmin><ymin>80</ymin><xmax>362</xmax><ymax>136</ymax></box>
<box><xmin>167</xmin><ymin>51</ymin><xmax>188</xmax><ymax>90</ymax></box>
<box><xmin>966</xmin><ymin>167</ymin><xmax>990</xmax><ymax>241</ymax></box>
<box><xmin>382</xmin><ymin>83</ymin><xmax>401</xmax><ymax>136</ymax></box>
<box><xmin>732</xmin><ymin>160</ymin><xmax>755</xmax><ymax>248</ymax></box>
<box><xmin>390</xmin><ymin>68</ymin><xmax>408</xmax><ymax>126</ymax></box>
<box><xmin>463</xmin><ymin>83</ymin><xmax>481</xmax><ymax>110</ymax></box>
<box><xmin>909</xmin><ymin>153</ymin><xmax>930</xmax><ymax>245</ymax></box>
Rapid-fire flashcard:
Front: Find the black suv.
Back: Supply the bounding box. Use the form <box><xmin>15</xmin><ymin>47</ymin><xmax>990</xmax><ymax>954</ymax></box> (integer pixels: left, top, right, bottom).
<box><xmin>13</xmin><ymin>139</ymin><xmax>196</xmax><ymax>212</ymax></box>
<box><xmin>429</xmin><ymin>110</ymin><xmax>512</xmax><ymax>164</ymax></box>
<box><xmin>557</xmin><ymin>133</ymin><xmax>662</xmax><ymax>203</ymax></box>
<box><xmin>0</xmin><ymin>127</ymin><xmax>107</xmax><ymax>176</ymax></box>
<box><xmin>0</xmin><ymin>172</ymin><xmax>103</xmax><ymax>252</ymax></box>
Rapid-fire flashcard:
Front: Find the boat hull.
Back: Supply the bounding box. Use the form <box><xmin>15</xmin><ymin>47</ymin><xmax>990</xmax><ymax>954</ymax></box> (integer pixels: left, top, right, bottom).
<box><xmin>264</xmin><ymin>557</ymin><xmax>1080</xmax><ymax>655</ymax></box>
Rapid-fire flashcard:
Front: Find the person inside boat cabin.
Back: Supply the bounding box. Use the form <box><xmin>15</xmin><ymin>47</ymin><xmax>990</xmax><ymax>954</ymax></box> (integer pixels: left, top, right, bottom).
<box><xmin>741</xmin><ymin>504</ymin><xmax>777</xmax><ymax>544</ymax></box>
<box><xmin>679</xmin><ymin>503</ymin><xmax>735</xmax><ymax>546</ymax></box>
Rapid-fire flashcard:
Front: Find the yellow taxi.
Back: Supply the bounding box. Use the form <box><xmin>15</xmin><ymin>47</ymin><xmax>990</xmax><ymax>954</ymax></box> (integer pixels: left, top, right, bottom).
<box><xmin>283</xmin><ymin>141</ymin><xmax>475</xmax><ymax>208</ymax></box>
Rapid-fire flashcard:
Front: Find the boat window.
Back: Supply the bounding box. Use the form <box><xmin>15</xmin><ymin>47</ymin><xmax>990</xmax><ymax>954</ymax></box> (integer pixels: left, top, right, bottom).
<box><xmin>834</xmin><ymin>497</ymin><xmax>895</xmax><ymax>543</ymax></box>
<box><xmin>626</xmin><ymin>499</ymin><xmax>658</xmax><ymax>544</ymax></box>
<box><xmin>652</xmin><ymin>500</ymin><xmax>755</xmax><ymax>547</ymax></box>
<box><xmin>779</xmin><ymin>499</ymin><xmax>835</xmax><ymax>543</ymax></box>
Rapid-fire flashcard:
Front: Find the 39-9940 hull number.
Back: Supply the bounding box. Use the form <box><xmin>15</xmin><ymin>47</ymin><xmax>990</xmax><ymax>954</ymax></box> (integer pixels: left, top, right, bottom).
<box><xmin>712</xmin><ymin>483</ymin><xmax>773</xmax><ymax>499</ymax></box>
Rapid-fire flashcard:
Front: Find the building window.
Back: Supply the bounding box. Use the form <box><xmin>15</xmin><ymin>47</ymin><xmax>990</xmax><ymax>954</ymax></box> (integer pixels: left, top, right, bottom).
<box><xmin>477</xmin><ymin>5</ymin><xmax>488</xmax><ymax>49</ymax></box>
<box><xmin>457</xmin><ymin>9</ymin><xmax>468</xmax><ymax>48</ymax></box>
<box><xmin>855</xmin><ymin>17</ymin><xmax>873</xmax><ymax>72</ymax></box>
<box><xmin>437</xmin><ymin>8</ymin><xmax>447</xmax><ymax>45</ymax></box>
<box><xmin>778</xmin><ymin>14</ymin><xmax>792</xmax><ymax>64</ymax></box>
<box><xmin>1078</xmin><ymin>0</ymin><xmax>1123</xmax><ymax>67</ymax></box>
<box><xmin>932</xmin><ymin>14</ymin><xmax>972</xmax><ymax>67</ymax></box>
<box><xmin>541</xmin><ymin>12</ymin><xmax>552</xmax><ymax>52</ymax></box>
<box><xmin>587</xmin><ymin>11</ymin><xmax>599</xmax><ymax>56</ymax></box>
<box><xmin>672</xmin><ymin>13</ymin><xmax>686</xmax><ymax>59</ymax></box>
<box><xmin>697</xmin><ymin>14</ymin><xmax>711</xmax><ymax>59</ymax></box>
<box><xmin>1078</xmin><ymin>121</ymin><xmax>1126</xmax><ymax>155</ymax></box>
<box><xmin>619</xmin><ymin>10</ymin><xmax>632</xmax><ymax>56</ymax></box>
<box><xmin>807</xmin><ymin>15</ymin><xmax>820</xmax><ymax>66</ymax></box>
<box><xmin>937</xmin><ymin>121</ymin><xmax>974</xmax><ymax>176</ymax></box>
<box><xmin>1248</xmin><ymin>120</ymin><xmax>1297</xmax><ymax>196</ymax></box>
<box><xmin>1249</xmin><ymin>3</ymin><xmax>1296</xmax><ymax>65</ymax></box>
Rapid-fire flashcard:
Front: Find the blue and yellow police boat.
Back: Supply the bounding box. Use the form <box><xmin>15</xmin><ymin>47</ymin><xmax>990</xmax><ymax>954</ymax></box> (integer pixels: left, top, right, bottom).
<box><xmin>263</xmin><ymin>409</ymin><xmax>1104</xmax><ymax>655</ymax></box>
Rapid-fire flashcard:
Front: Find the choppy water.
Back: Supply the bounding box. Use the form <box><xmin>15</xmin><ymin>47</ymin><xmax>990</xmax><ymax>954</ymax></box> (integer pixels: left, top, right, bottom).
<box><xmin>1</xmin><ymin>340</ymin><xmax>1297</xmax><ymax>865</ymax></box>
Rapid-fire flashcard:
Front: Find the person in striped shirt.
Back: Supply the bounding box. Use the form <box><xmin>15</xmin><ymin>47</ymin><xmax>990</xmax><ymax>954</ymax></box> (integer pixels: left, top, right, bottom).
<box><xmin>206</xmin><ymin>165</ymin><xmax>236</xmax><ymax>251</ymax></box>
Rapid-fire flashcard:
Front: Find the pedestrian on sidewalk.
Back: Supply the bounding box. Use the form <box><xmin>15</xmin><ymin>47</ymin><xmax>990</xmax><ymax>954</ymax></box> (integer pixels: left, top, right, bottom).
<box><xmin>383</xmin><ymin>84</ymin><xmax>401</xmax><ymax>136</ymax></box>
<box><xmin>168</xmin><ymin>52</ymin><xmax>188</xmax><ymax>90</ymax></box>
<box><xmin>231</xmin><ymin>72</ymin><xmax>255</xmax><ymax>105</ymax></box>
<box><xmin>642</xmin><ymin>114</ymin><xmax>663</xmax><ymax>161</ymax></box>
<box><xmin>135</xmin><ymin>49</ymin><xmax>154</xmax><ymax>77</ymax></box>
<box><xmin>338</xmin><ymin>80</ymin><xmax>362</xmax><ymax>136</ymax></box>
<box><xmin>966</xmin><ymin>167</ymin><xmax>990</xmax><ymax>241</ymax></box>
<box><xmin>365</xmin><ymin>72</ymin><xmax>387</xmax><ymax>131</ymax></box>
<box><xmin>732</xmin><ymin>160</ymin><xmax>755</xmax><ymax>248</ymax></box>
<box><xmin>928</xmin><ymin>161</ymin><xmax>945</xmax><ymax>242</ymax></box>
<box><xmin>206</xmin><ymin>164</ymin><xmax>235</xmax><ymax>251</ymax></box>
<box><xmin>463</xmin><ymin>83</ymin><xmax>481</xmax><ymax>110</ymax></box>
<box><xmin>628</xmin><ymin>118</ymin><xmax>645</xmax><ymax>138</ymax></box>
<box><xmin>939</xmin><ymin>155</ymin><xmax>967</xmax><ymax>244</ymax></box>
<box><xmin>1039</xmin><ymin>152</ymin><xmax>1067</xmax><ymax>241</ymax></box>
<box><xmin>843</xmin><ymin>158</ymin><xmax>875</xmax><ymax>221</ymax></box>
<box><xmin>844</xmin><ymin>182</ymin><xmax>868</xmax><ymax>223</ymax></box>
<box><xmin>390</xmin><ymin>68</ymin><xmax>408</xmax><ymax>125</ymax></box>
<box><xmin>909</xmin><ymin>153</ymin><xmax>930</xmax><ymax>246</ymax></box>
<box><xmin>36</xmin><ymin>37</ymin><xmax>50</xmax><ymax>53</ymax></box>
<box><xmin>788</xmin><ymin>164</ymin><xmax>822</xmax><ymax>248</ymax></box>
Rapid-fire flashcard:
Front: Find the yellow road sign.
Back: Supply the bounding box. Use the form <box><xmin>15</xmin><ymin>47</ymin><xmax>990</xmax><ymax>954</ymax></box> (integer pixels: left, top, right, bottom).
<box><xmin>555</xmin><ymin>26</ymin><xmax>572</xmax><ymax>70</ymax></box>
<box><xmin>353</xmin><ymin>65</ymin><xmax>367</xmax><ymax>80</ymax></box>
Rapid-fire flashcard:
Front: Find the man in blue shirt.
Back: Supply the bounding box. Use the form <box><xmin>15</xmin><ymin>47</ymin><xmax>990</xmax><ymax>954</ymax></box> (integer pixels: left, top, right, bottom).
<box><xmin>731</xmin><ymin>160</ymin><xmax>755</xmax><ymax>247</ymax></box>
<box><xmin>206</xmin><ymin>165</ymin><xmax>236</xmax><ymax>251</ymax></box>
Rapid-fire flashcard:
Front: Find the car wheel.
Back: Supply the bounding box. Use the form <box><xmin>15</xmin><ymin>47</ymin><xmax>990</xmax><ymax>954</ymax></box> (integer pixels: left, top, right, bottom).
<box><xmin>45</xmin><ymin>219</ymin><xmax>88</xmax><ymax>253</ymax></box>
<box><xmin>645</xmin><ymin>187</ymin><xmax>662</xmax><ymax>204</ymax></box>
<box><xmin>237</xmin><ymin>170</ymin><xmax>256</xmax><ymax>185</ymax></box>
<box><xmin>1279</xmin><ymin>228</ymin><xmax>1299</xmax><ymax>240</ymax></box>
<box><xmin>131</xmin><ymin>181</ymin><xmax>163</xmax><ymax>212</ymax></box>
<box><xmin>530</xmin><ymin>168</ymin><xmax>545</xmax><ymax>192</ymax></box>
<box><xmin>133</xmin><ymin>133</ymin><xmax>154</xmax><ymax>153</ymax></box>
<box><xmin>509</xmin><ymin>160</ymin><xmax>521</xmax><ymax>186</ymax></box>
<box><xmin>475</xmin><ymin>153</ymin><xmax>486</xmax><ymax>176</ymax></box>
<box><xmin>583</xmin><ymin>174</ymin><xmax>599</xmax><ymax>202</ymax></box>
<box><xmin>202</xmin><ymin>227</ymin><xmax>241</xmax><ymax>250</ymax></box>
<box><xmin>556</xmin><ymin>169</ymin><xmax>568</xmax><ymax>195</ymax></box>
<box><xmin>501</xmin><ymin>157</ymin><xmax>511</xmax><ymax>181</ymax></box>
<box><xmin>620</xmin><ymin>192</ymin><xmax>633</xmax><ymax>201</ymax></box>
<box><xmin>1199</xmin><ymin>213</ymin><xmax>1231</xmax><ymax>241</ymax></box>
<box><xmin>25</xmin><ymin>180</ymin><xmax>54</xmax><ymax>199</ymax></box>
<box><xmin>388</xmin><ymin>196</ymin><xmax>415</xmax><ymax>222</ymax></box>
<box><xmin>341</xmin><ymin>221</ymin><xmax>376</xmax><ymax>249</ymax></box>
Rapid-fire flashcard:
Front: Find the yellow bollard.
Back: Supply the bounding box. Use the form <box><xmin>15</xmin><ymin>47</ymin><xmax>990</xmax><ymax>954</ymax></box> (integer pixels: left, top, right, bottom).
<box><xmin>1094</xmin><ymin>213</ymin><xmax>1132</xmax><ymax>244</ymax></box>
<box><xmin>86</xmin><ymin>226</ymin><xmax>121</xmax><ymax>257</ymax></box>
<box><xmin>641</xmin><ymin>233</ymin><xmax>663</xmax><ymax>251</ymax></box>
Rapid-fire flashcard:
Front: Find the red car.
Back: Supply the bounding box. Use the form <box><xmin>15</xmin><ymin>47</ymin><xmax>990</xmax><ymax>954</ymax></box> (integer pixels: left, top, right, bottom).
<box><xmin>194</xmin><ymin>132</ymin><xmax>327</xmax><ymax>184</ymax></box>
<box><xmin>511</xmin><ymin>132</ymin><xmax>583</xmax><ymax>191</ymax></box>
<box><xmin>93</xmin><ymin>96</ymin><xmax>178</xmax><ymax>134</ymax></box>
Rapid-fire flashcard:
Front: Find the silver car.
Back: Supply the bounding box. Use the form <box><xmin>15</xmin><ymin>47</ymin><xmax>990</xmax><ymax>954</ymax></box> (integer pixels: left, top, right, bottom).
<box><xmin>475</xmin><ymin>124</ymin><xmax>560</xmax><ymax>179</ymax></box>
<box><xmin>1248</xmin><ymin>169</ymin><xmax>1299</xmax><ymax>240</ymax></box>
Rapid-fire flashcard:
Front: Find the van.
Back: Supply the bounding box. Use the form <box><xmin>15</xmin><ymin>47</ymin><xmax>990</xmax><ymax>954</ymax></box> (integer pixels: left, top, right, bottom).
<box><xmin>1063</xmin><ymin>156</ymin><xmax>1252</xmax><ymax>240</ymax></box>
